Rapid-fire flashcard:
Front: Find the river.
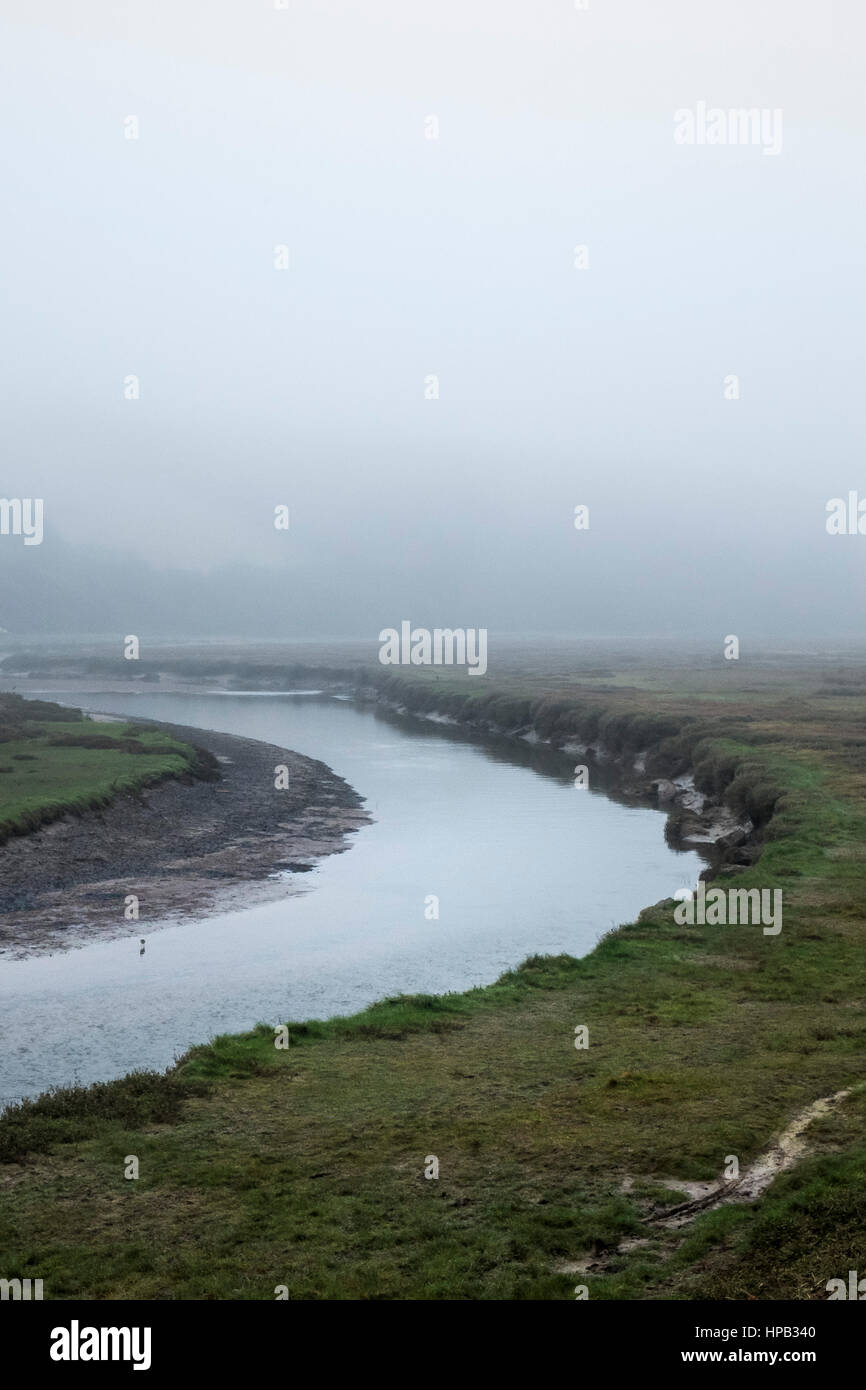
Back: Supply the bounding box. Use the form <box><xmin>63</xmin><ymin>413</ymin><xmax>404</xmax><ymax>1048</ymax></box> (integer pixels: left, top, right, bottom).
<box><xmin>0</xmin><ymin>691</ymin><xmax>702</xmax><ymax>1105</ymax></box>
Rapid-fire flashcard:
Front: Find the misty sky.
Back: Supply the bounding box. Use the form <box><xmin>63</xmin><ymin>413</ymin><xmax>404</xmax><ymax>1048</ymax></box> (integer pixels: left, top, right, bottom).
<box><xmin>1</xmin><ymin>1</ymin><xmax>864</xmax><ymax>639</ymax></box>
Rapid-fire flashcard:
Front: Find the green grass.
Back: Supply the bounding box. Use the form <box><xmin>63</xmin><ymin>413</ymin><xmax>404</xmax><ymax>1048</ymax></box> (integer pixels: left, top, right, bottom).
<box><xmin>0</xmin><ymin>714</ymin><xmax>214</xmax><ymax>842</ymax></box>
<box><xmin>2</xmin><ymin>668</ymin><xmax>866</xmax><ymax>1299</ymax></box>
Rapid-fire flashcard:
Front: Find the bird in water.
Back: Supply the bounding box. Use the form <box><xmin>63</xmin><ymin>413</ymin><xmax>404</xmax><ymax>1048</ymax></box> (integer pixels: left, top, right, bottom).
<box><xmin>139</xmin><ymin>938</ymin><xmax>146</xmax><ymax>956</ymax></box>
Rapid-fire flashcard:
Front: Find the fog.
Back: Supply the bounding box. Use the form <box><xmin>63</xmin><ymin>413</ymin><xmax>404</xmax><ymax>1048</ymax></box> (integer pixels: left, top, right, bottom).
<box><xmin>1</xmin><ymin>1</ymin><xmax>864</xmax><ymax>639</ymax></box>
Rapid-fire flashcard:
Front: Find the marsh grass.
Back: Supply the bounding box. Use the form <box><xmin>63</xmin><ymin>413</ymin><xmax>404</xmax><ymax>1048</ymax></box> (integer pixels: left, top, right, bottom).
<box><xmin>0</xmin><ymin>711</ymin><xmax>215</xmax><ymax>843</ymax></box>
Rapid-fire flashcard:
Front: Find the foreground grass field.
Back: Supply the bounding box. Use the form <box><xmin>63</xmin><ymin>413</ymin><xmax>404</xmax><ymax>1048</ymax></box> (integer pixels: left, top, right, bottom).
<box><xmin>2</xmin><ymin>659</ymin><xmax>866</xmax><ymax>1299</ymax></box>
<box><xmin>0</xmin><ymin>694</ymin><xmax>209</xmax><ymax>842</ymax></box>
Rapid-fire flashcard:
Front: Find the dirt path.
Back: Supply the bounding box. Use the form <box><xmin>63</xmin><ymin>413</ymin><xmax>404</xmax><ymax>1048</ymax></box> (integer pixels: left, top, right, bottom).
<box><xmin>557</xmin><ymin>1088</ymin><xmax>852</xmax><ymax>1276</ymax></box>
<box><xmin>649</xmin><ymin>1087</ymin><xmax>851</xmax><ymax>1227</ymax></box>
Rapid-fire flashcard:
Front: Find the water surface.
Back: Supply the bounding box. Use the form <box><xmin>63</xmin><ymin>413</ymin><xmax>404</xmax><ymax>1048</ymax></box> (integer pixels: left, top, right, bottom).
<box><xmin>0</xmin><ymin>692</ymin><xmax>701</xmax><ymax>1104</ymax></box>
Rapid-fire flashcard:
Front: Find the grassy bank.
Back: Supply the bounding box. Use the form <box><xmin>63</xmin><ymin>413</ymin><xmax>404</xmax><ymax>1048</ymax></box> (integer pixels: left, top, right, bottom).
<box><xmin>0</xmin><ymin>693</ymin><xmax>217</xmax><ymax>842</ymax></box>
<box><xmin>2</xmin><ymin>665</ymin><xmax>866</xmax><ymax>1299</ymax></box>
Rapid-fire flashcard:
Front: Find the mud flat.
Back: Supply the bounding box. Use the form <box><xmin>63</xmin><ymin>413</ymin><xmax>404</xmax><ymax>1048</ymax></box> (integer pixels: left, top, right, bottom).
<box><xmin>0</xmin><ymin>716</ymin><xmax>370</xmax><ymax>959</ymax></box>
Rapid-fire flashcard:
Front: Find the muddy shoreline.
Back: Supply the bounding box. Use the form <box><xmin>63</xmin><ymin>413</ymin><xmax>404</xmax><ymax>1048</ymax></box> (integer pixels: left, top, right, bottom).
<box><xmin>0</xmin><ymin>715</ymin><xmax>370</xmax><ymax>960</ymax></box>
<box><xmin>363</xmin><ymin>691</ymin><xmax>756</xmax><ymax>876</ymax></box>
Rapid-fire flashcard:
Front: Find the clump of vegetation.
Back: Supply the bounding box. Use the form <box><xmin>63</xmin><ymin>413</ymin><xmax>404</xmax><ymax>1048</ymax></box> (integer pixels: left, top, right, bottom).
<box><xmin>0</xmin><ymin>697</ymin><xmax>218</xmax><ymax>843</ymax></box>
<box><xmin>0</xmin><ymin>1071</ymin><xmax>210</xmax><ymax>1164</ymax></box>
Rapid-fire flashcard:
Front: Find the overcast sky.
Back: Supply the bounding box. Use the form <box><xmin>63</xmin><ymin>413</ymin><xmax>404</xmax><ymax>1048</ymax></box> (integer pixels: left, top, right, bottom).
<box><xmin>1</xmin><ymin>1</ymin><xmax>864</xmax><ymax>638</ymax></box>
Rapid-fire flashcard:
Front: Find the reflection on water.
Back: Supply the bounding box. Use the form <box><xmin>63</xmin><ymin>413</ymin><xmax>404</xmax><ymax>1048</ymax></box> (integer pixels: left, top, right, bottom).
<box><xmin>0</xmin><ymin>692</ymin><xmax>701</xmax><ymax>1105</ymax></box>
